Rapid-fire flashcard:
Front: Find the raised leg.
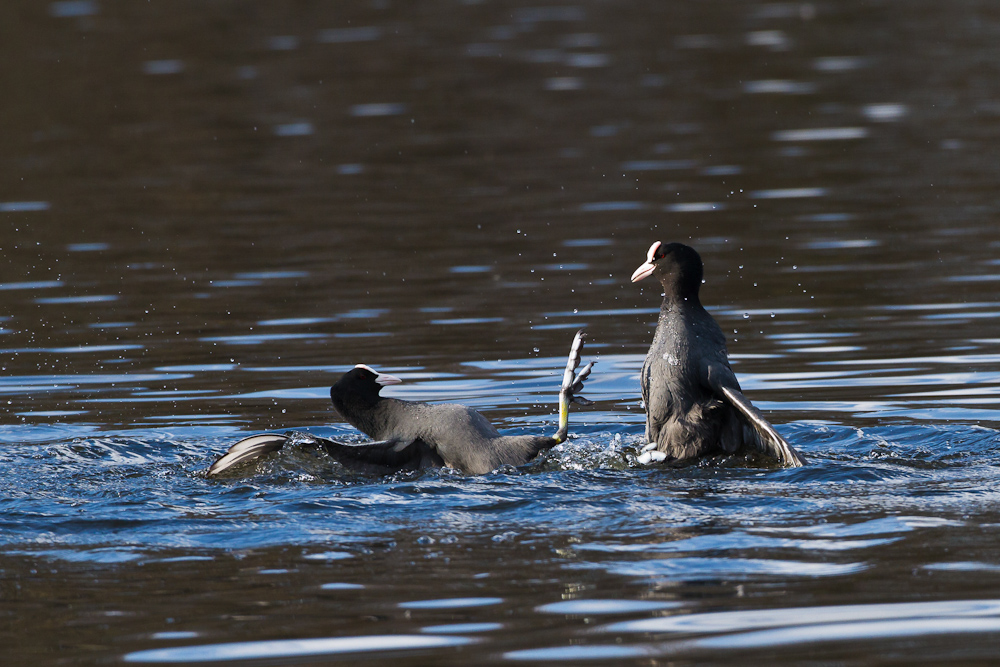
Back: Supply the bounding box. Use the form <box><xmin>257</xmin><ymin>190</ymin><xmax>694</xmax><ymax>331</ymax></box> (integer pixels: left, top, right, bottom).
<box><xmin>553</xmin><ymin>329</ymin><xmax>595</xmax><ymax>443</ymax></box>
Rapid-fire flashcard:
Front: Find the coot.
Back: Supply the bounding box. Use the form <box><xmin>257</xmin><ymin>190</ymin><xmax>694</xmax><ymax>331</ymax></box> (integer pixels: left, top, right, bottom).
<box><xmin>208</xmin><ymin>330</ymin><xmax>593</xmax><ymax>476</ymax></box>
<box><xmin>630</xmin><ymin>241</ymin><xmax>804</xmax><ymax>466</ymax></box>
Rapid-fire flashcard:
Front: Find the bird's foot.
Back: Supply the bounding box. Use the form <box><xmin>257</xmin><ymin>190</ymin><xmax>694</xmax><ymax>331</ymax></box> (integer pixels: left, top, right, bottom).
<box><xmin>636</xmin><ymin>442</ymin><xmax>667</xmax><ymax>465</ymax></box>
<box><xmin>554</xmin><ymin>329</ymin><xmax>595</xmax><ymax>443</ymax></box>
<box><xmin>560</xmin><ymin>330</ymin><xmax>594</xmax><ymax>400</ymax></box>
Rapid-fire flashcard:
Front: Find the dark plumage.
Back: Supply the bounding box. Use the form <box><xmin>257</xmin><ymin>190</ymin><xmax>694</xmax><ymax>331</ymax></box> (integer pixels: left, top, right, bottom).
<box><xmin>630</xmin><ymin>241</ymin><xmax>805</xmax><ymax>467</ymax></box>
<box><xmin>207</xmin><ymin>331</ymin><xmax>593</xmax><ymax>477</ymax></box>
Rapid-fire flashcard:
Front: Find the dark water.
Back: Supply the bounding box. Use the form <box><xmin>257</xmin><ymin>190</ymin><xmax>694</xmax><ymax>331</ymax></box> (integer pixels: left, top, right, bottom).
<box><xmin>4</xmin><ymin>0</ymin><xmax>1000</xmax><ymax>663</ymax></box>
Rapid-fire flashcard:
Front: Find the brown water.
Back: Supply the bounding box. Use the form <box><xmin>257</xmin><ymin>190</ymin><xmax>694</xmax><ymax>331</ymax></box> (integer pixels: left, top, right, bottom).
<box><xmin>4</xmin><ymin>0</ymin><xmax>1000</xmax><ymax>664</ymax></box>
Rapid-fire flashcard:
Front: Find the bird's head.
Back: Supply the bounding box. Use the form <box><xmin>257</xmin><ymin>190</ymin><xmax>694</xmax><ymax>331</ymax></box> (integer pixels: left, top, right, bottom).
<box><xmin>630</xmin><ymin>241</ymin><xmax>704</xmax><ymax>298</ymax></box>
<box><xmin>331</xmin><ymin>364</ymin><xmax>402</xmax><ymax>404</ymax></box>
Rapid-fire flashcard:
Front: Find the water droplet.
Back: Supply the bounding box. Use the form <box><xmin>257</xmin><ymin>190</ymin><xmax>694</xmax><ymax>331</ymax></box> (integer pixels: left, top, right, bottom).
<box><xmin>533</xmin><ymin>347</ymin><xmax>540</xmax><ymax>353</ymax></box>
<box><xmin>743</xmin><ymin>313</ymin><xmax>749</xmax><ymax>319</ymax></box>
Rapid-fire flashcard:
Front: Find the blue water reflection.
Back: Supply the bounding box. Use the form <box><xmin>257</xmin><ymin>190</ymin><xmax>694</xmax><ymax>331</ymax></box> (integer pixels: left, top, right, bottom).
<box><xmin>6</xmin><ymin>0</ymin><xmax>1000</xmax><ymax>663</ymax></box>
<box><xmin>124</xmin><ymin>634</ymin><xmax>476</xmax><ymax>663</ymax></box>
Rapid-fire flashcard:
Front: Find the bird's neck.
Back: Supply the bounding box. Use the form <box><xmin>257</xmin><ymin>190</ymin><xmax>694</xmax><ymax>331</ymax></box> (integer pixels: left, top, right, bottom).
<box><xmin>332</xmin><ymin>392</ymin><xmax>383</xmax><ymax>432</ymax></box>
<box><xmin>659</xmin><ymin>290</ymin><xmax>702</xmax><ymax>312</ymax></box>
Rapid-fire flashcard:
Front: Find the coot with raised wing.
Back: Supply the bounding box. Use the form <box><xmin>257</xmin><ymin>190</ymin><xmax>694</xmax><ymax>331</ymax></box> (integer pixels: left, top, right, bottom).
<box><xmin>630</xmin><ymin>241</ymin><xmax>804</xmax><ymax>467</ymax></box>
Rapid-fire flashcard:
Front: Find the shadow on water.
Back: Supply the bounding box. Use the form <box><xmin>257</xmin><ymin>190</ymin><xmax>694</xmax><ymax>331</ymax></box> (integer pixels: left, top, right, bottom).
<box><xmin>4</xmin><ymin>0</ymin><xmax>1000</xmax><ymax>663</ymax></box>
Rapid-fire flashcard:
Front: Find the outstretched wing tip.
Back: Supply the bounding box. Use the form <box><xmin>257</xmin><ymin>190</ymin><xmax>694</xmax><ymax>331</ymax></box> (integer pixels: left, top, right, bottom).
<box><xmin>718</xmin><ymin>385</ymin><xmax>805</xmax><ymax>469</ymax></box>
<box><xmin>207</xmin><ymin>432</ymin><xmax>289</xmax><ymax>477</ymax></box>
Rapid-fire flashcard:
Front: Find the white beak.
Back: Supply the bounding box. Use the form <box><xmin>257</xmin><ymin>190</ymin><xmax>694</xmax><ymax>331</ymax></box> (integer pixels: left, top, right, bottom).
<box><xmin>630</xmin><ymin>241</ymin><xmax>662</xmax><ymax>283</ymax></box>
<box><xmin>375</xmin><ymin>372</ymin><xmax>402</xmax><ymax>387</ymax></box>
<box><xmin>354</xmin><ymin>363</ymin><xmax>402</xmax><ymax>386</ymax></box>
<box><xmin>630</xmin><ymin>261</ymin><xmax>655</xmax><ymax>283</ymax></box>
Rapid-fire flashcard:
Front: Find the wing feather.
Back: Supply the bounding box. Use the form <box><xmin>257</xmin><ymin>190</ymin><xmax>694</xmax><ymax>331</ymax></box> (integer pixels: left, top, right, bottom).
<box><xmin>719</xmin><ymin>386</ymin><xmax>805</xmax><ymax>467</ymax></box>
<box><xmin>207</xmin><ymin>433</ymin><xmax>289</xmax><ymax>477</ymax></box>
<box><xmin>704</xmin><ymin>361</ymin><xmax>805</xmax><ymax>467</ymax></box>
<box><xmin>207</xmin><ymin>432</ymin><xmax>444</xmax><ymax>478</ymax></box>
<box><xmin>320</xmin><ymin>437</ymin><xmax>443</xmax><ymax>474</ymax></box>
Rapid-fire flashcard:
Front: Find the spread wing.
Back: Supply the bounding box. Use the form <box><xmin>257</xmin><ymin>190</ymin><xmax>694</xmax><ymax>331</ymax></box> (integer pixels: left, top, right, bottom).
<box><xmin>207</xmin><ymin>432</ymin><xmax>446</xmax><ymax>478</ymax></box>
<box><xmin>320</xmin><ymin>436</ymin><xmax>445</xmax><ymax>475</ymax></box>
<box><xmin>704</xmin><ymin>361</ymin><xmax>805</xmax><ymax>467</ymax></box>
<box><xmin>207</xmin><ymin>433</ymin><xmax>289</xmax><ymax>476</ymax></box>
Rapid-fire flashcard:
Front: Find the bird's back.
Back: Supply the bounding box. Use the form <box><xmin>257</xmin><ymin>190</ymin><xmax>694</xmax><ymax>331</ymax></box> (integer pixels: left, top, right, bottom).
<box><xmin>642</xmin><ymin>302</ymin><xmax>738</xmax><ymax>457</ymax></box>
<box><xmin>366</xmin><ymin>400</ymin><xmax>494</xmax><ymax>440</ymax></box>
<box><xmin>371</xmin><ymin>400</ymin><xmax>552</xmax><ymax>474</ymax></box>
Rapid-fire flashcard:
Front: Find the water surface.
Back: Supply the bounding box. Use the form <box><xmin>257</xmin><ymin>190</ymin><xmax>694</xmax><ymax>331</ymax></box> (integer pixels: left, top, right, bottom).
<box><xmin>3</xmin><ymin>0</ymin><xmax>1000</xmax><ymax>663</ymax></box>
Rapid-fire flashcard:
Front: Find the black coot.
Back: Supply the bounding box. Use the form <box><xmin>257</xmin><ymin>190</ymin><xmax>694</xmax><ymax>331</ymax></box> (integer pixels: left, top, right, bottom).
<box><xmin>630</xmin><ymin>241</ymin><xmax>804</xmax><ymax>467</ymax></box>
<box><xmin>207</xmin><ymin>330</ymin><xmax>593</xmax><ymax>476</ymax></box>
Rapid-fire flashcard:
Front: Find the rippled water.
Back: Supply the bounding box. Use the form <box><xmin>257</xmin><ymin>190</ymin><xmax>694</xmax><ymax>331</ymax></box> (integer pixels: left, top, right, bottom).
<box><xmin>4</xmin><ymin>0</ymin><xmax>1000</xmax><ymax>663</ymax></box>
